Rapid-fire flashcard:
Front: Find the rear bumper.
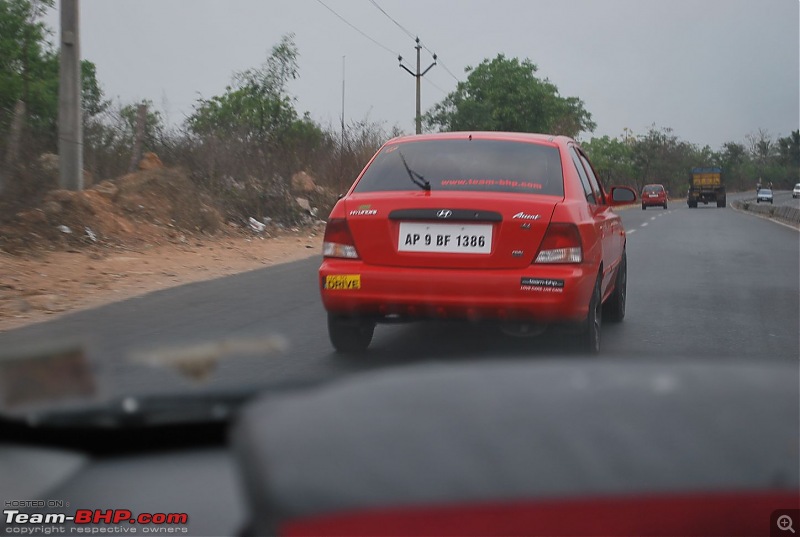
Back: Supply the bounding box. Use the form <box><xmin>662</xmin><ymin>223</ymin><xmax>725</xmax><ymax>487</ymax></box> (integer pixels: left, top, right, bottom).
<box><xmin>642</xmin><ymin>197</ymin><xmax>667</xmax><ymax>206</ymax></box>
<box><xmin>319</xmin><ymin>260</ymin><xmax>596</xmax><ymax>323</ymax></box>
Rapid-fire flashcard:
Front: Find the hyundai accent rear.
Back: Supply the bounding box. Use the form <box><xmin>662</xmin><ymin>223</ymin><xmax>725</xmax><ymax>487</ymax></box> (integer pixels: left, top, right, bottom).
<box><xmin>319</xmin><ymin>132</ymin><xmax>636</xmax><ymax>353</ymax></box>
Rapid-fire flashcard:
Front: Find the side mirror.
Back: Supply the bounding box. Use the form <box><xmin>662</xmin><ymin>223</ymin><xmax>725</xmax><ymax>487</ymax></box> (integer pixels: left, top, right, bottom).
<box><xmin>608</xmin><ymin>186</ymin><xmax>637</xmax><ymax>206</ymax></box>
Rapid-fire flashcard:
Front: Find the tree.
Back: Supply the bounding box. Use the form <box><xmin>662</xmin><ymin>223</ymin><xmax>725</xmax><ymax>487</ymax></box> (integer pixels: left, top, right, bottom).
<box><xmin>188</xmin><ymin>34</ymin><xmax>308</xmax><ymax>145</ymax></box>
<box><xmin>0</xmin><ymin>0</ymin><xmax>105</xmax><ymax>144</ymax></box>
<box><xmin>716</xmin><ymin>141</ymin><xmax>753</xmax><ymax>191</ymax></box>
<box><xmin>184</xmin><ymin>34</ymin><xmax>326</xmax><ymax>221</ymax></box>
<box><xmin>423</xmin><ymin>54</ymin><xmax>595</xmax><ymax>138</ymax></box>
<box><xmin>581</xmin><ymin>135</ymin><xmax>635</xmax><ymax>186</ymax></box>
<box><xmin>746</xmin><ymin>128</ymin><xmax>776</xmax><ymax>165</ymax></box>
<box><xmin>119</xmin><ymin>100</ymin><xmax>163</xmax><ymax>150</ymax></box>
<box><xmin>0</xmin><ymin>0</ymin><xmax>54</xmax><ymax>130</ymax></box>
<box><xmin>626</xmin><ymin>126</ymin><xmax>700</xmax><ymax>194</ymax></box>
<box><xmin>776</xmin><ymin>130</ymin><xmax>800</xmax><ymax>186</ymax></box>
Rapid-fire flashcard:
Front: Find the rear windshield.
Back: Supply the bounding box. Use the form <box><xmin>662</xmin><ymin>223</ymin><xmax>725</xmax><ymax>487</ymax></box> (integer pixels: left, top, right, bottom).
<box><xmin>353</xmin><ymin>139</ymin><xmax>564</xmax><ymax>196</ymax></box>
<box><xmin>643</xmin><ymin>185</ymin><xmax>664</xmax><ymax>193</ymax></box>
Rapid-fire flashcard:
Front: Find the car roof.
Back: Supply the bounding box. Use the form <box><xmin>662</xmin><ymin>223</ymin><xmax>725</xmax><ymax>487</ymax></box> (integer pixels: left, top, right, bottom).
<box><xmin>384</xmin><ymin>131</ymin><xmax>569</xmax><ymax>147</ymax></box>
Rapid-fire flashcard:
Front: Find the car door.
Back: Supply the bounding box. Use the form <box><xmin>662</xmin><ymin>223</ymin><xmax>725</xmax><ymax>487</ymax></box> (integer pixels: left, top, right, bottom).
<box><xmin>571</xmin><ymin>146</ymin><xmax>623</xmax><ymax>295</ymax></box>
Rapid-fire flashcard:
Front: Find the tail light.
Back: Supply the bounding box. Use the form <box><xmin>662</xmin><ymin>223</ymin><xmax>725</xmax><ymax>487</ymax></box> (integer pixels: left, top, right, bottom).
<box><xmin>534</xmin><ymin>223</ymin><xmax>582</xmax><ymax>264</ymax></box>
<box><xmin>323</xmin><ymin>218</ymin><xmax>360</xmax><ymax>259</ymax></box>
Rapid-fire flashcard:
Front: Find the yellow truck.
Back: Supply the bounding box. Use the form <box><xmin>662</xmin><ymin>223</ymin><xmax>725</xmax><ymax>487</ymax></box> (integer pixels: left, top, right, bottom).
<box><xmin>687</xmin><ymin>167</ymin><xmax>725</xmax><ymax>208</ymax></box>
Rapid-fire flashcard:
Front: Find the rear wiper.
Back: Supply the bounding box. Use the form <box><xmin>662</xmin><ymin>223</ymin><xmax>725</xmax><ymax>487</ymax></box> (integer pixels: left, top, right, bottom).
<box><xmin>398</xmin><ymin>151</ymin><xmax>431</xmax><ymax>191</ymax></box>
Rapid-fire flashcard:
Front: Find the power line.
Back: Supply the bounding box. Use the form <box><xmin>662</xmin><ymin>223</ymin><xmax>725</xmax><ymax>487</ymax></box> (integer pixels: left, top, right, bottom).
<box><xmin>435</xmin><ymin>59</ymin><xmax>461</xmax><ymax>83</ymax></box>
<box><xmin>315</xmin><ymin>0</ymin><xmax>398</xmax><ymax>57</ymax></box>
<box><xmin>367</xmin><ymin>0</ymin><xmax>462</xmax><ymax>84</ymax></box>
<box><xmin>368</xmin><ymin>0</ymin><xmax>415</xmax><ymax>40</ymax></box>
<box><xmin>423</xmin><ymin>77</ymin><xmax>447</xmax><ymax>94</ymax></box>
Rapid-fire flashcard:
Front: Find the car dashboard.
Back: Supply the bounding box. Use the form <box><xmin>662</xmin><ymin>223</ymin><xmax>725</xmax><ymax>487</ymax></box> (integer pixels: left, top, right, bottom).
<box><xmin>1</xmin><ymin>358</ymin><xmax>798</xmax><ymax>537</ymax></box>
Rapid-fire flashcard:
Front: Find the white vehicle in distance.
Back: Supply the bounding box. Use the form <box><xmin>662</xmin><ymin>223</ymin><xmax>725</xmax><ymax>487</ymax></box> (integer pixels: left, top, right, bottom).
<box><xmin>757</xmin><ymin>188</ymin><xmax>774</xmax><ymax>204</ymax></box>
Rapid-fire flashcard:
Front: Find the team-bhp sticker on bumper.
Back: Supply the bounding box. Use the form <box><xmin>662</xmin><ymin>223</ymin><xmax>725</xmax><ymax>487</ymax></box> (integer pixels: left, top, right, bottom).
<box><xmin>521</xmin><ymin>277</ymin><xmax>565</xmax><ymax>292</ymax></box>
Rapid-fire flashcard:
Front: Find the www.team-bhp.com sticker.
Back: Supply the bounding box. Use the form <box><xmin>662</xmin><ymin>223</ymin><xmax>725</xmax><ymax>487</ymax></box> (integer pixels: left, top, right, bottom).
<box><xmin>324</xmin><ymin>274</ymin><xmax>361</xmax><ymax>290</ymax></box>
<box><xmin>520</xmin><ymin>277</ymin><xmax>565</xmax><ymax>293</ymax></box>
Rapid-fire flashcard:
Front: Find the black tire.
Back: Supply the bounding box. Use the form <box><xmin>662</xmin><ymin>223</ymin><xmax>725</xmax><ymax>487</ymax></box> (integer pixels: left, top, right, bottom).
<box><xmin>757</xmin><ymin>199</ymin><xmax>760</xmax><ymax>204</ymax></box>
<box><xmin>717</xmin><ymin>198</ymin><xmax>726</xmax><ymax>208</ymax></box>
<box><xmin>580</xmin><ymin>275</ymin><xmax>602</xmax><ymax>354</ymax></box>
<box><xmin>328</xmin><ymin>314</ymin><xmax>375</xmax><ymax>353</ymax></box>
<box><xmin>603</xmin><ymin>251</ymin><xmax>627</xmax><ymax>323</ymax></box>
<box><xmin>663</xmin><ymin>203</ymin><xmax>668</xmax><ymax>209</ymax></box>
<box><xmin>641</xmin><ymin>204</ymin><xmax>646</xmax><ymax>210</ymax></box>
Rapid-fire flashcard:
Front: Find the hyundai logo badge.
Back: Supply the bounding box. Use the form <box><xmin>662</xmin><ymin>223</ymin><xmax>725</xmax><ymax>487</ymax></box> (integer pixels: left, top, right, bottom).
<box><xmin>436</xmin><ymin>209</ymin><xmax>453</xmax><ymax>219</ymax></box>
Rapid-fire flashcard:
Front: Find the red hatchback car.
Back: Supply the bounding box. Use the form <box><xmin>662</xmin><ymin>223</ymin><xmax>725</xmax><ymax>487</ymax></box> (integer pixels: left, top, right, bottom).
<box><xmin>319</xmin><ymin>132</ymin><xmax>637</xmax><ymax>353</ymax></box>
<box><xmin>641</xmin><ymin>183</ymin><xmax>668</xmax><ymax>209</ymax></box>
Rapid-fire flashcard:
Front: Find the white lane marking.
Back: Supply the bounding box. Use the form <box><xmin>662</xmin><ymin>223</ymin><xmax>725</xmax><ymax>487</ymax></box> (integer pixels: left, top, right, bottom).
<box><xmin>627</xmin><ymin>229</ymin><xmax>636</xmax><ymax>234</ymax></box>
<box><xmin>641</xmin><ymin>222</ymin><xmax>649</xmax><ymax>227</ymax></box>
<box><xmin>650</xmin><ymin>216</ymin><xmax>657</xmax><ymax>221</ymax></box>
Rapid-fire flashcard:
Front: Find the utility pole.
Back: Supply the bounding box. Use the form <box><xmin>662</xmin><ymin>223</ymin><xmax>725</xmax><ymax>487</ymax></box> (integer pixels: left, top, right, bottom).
<box><xmin>127</xmin><ymin>103</ymin><xmax>148</xmax><ymax>172</ymax></box>
<box><xmin>339</xmin><ymin>55</ymin><xmax>346</xmax><ymax>193</ymax></box>
<box><xmin>399</xmin><ymin>38</ymin><xmax>436</xmax><ymax>135</ymax></box>
<box><xmin>58</xmin><ymin>0</ymin><xmax>83</xmax><ymax>190</ymax></box>
<box><xmin>341</xmin><ymin>56</ymin><xmax>346</xmax><ymax>151</ymax></box>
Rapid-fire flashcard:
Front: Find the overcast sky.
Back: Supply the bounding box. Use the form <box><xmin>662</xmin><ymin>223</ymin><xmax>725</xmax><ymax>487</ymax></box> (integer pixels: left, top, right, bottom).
<box><xmin>44</xmin><ymin>0</ymin><xmax>799</xmax><ymax>149</ymax></box>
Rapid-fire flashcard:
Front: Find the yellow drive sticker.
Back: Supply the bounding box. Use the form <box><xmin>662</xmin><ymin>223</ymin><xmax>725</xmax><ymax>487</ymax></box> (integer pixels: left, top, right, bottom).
<box><xmin>325</xmin><ymin>275</ymin><xmax>361</xmax><ymax>290</ymax></box>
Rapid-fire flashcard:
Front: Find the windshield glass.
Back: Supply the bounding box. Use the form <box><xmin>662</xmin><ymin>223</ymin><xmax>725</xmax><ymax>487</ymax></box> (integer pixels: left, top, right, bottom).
<box><xmin>353</xmin><ymin>139</ymin><xmax>564</xmax><ymax>196</ymax></box>
<box><xmin>0</xmin><ymin>3</ymin><xmax>797</xmax><ymax>533</ymax></box>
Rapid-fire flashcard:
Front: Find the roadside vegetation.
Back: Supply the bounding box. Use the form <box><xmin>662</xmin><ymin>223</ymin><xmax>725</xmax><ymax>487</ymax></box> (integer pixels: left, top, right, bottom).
<box><xmin>1</xmin><ymin>0</ymin><xmax>798</xmax><ymax>246</ymax></box>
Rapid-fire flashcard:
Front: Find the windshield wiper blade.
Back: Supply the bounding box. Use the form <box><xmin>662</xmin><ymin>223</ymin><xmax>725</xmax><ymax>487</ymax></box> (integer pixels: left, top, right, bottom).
<box><xmin>399</xmin><ymin>151</ymin><xmax>431</xmax><ymax>191</ymax></box>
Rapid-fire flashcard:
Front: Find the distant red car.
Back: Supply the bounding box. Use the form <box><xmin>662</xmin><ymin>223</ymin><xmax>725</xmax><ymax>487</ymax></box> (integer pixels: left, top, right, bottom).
<box><xmin>319</xmin><ymin>132</ymin><xmax>637</xmax><ymax>353</ymax></box>
<box><xmin>641</xmin><ymin>184</ymin><xmax>668</xmax><ymax>209</ymax></box>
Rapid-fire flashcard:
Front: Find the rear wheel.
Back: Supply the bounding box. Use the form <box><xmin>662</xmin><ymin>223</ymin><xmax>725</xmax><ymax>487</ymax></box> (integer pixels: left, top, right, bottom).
<box><xmin>603</xmin><ymin>252</ymin><xmax>627</xmax><ymax>323</ymax></box>
<box><xmin>663</xmin><ymin>202</ymin><xmax>668</xmax><ymax>209</ymax></box>
<box><xmin>641</xmin><ymin>204</ymin><xmax>646</xmax><ymax>210</ymax></box>
<box><xmin>328</xmin><ymin>314</ymin><xmax>375</xmax><ymax>354</ymax></box>
<box><xmin>580</xmin><ymin>275</ymin><xmax>602</xmax><ymax>354</ymax></box>
<box><xmin>717</xmin><ymin>198</ymin><xmax>726</xmax><ymax>208</ymax></box>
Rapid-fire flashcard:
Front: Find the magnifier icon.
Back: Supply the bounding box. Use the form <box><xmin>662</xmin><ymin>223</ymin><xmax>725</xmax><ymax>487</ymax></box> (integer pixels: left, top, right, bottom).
<box><xmin>778</xmin><ymin>515</ymin><xmax>796</xmax><ymax>534</ymax></box>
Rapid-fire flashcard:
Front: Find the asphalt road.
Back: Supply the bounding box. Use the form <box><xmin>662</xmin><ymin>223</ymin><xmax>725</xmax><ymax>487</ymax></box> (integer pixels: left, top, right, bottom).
<box><xmin>1</xmin><ymin>202</ymin><xmax>798</xmax><ymax>403</ymax></box>
<box><xmin>729</xmin><ymin>189</ymin><xmax>800</xmax><ymax>208</ymax></box>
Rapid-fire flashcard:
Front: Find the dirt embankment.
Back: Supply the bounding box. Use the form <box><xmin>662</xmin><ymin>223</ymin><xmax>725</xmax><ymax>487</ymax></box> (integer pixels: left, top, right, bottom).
<box><xmin>0</xmin><ymin>158</ymin><xmax>327</xmax><ymax>331</ymax></box>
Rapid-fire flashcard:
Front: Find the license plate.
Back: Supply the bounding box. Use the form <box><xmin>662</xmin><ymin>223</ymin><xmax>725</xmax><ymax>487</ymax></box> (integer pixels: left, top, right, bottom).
<box><xmin>649</xmin><ymin>194</ymin><xmax>658</xmax><ymax>197</ymax></box>
<box><xmin>398</xmin><ymin>223</ymin><xmax>492</xmax><ymax>254</ymax></box>
<box><xmin>325</xmin><ymin>275</ymin><xmax>361</xmax><ymax>290</ymax></box>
